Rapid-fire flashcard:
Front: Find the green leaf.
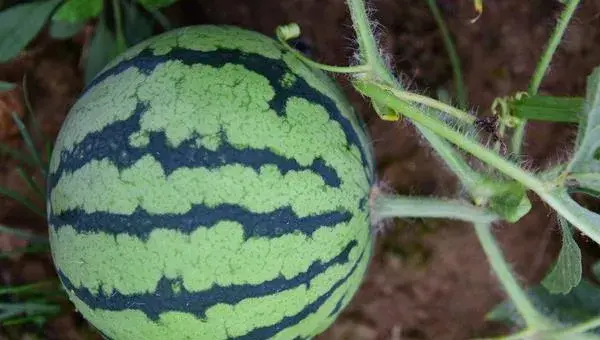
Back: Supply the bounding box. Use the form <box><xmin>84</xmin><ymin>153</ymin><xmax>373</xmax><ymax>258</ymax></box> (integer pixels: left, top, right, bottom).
<box><xmin>0</xmin><ymin>0</ymin><xmax>63</xmax><ymax>63</ymax></box>
<box><xmin>122</xmin><ymin>1</ymin><xmax>154</xmax><ymax>46</ymax></box>
<box><xmin>569</xmin><ymin>66</ymin><xmax>600</xmax><ymax>172</ymax></box>
<box><xmin>487</xmin><ymin>280</ymin><xmax>600</xmax><ymax>334</ymax></box>
<box><xmin>84</xmin><ymin>15</ymin><xmax>117</xmax><ymax>85</ymax></box>
<box><xmin>541</xmin><ymin>216</ymin><xmax>582</xmax><ymax>294</ymax></box>
<box><xmin>49</xmin><ymin>19</ymin><xmax>85</xmax><ymax>39</ymax></box>
<box><xmin>0</xmin><ymin>81</ymin><xmax>15</xmax><ymax>92</ymax></box>
<box><xmin>512</xmin><ymin>95</ymin><xmax>583</xmax><ymax>123</ymax></box>
<box><xmin>482</xmin><ymin>179</ymin><xmax>532</xmax><ymax>223</ymax></box>
<box><xmin>136</xmin><ymin>0</ymin><xmax>179</xmax><ymax>10</ymax></box>
<box><xmin>52</xmin><ymin>0</ymin><xmax>103</xmax><ymax>23</ymax></box>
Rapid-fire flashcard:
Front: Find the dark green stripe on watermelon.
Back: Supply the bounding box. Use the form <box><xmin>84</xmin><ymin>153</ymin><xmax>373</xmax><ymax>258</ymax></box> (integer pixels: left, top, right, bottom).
<box><xmin>328</xmin><ymin>293</ymin><xmax>347</xmax><ymax>318</ymax></box>
<box><xmin>231</xmin><ymin>246</ymin><xmax>367</xmax><ymax>340</ymax></box>
<box><xmin>63</xmin><ymin>241</ymin><xmax>367</xmax><ymax>340</ymax></box>
<box><xmin>47</xmin><ymin>101</ymin><xmax>342</xmax><ymax>193</ymax></box>
<box><xmin>56</xmin><ymin>240</ymin><xmax>358</xmax><ymax>319</ymax></box>
<box><xmin>50</xmin><ymin>202</ymin><xmax>352</xmax><ymax>239</ymax></box>
<box><xmin>77</xmin><ymin>47</ymin><xmax>371</xmax><ymax>179</ymax></box>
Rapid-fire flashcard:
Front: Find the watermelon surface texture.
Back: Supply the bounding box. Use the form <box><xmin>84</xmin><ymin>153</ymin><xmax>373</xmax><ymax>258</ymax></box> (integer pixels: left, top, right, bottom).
<box><xmin>47</xmin><ymin>25</ymin><xmax>375</xmax><ymax>340</ymax></box>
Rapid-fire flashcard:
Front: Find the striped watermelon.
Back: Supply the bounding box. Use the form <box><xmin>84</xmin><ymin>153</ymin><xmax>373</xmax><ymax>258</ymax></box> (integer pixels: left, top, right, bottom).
<box><xmin>47</xmin><ymin>25</ymin><xmax>374</xmax><ymax>340</ymax></box>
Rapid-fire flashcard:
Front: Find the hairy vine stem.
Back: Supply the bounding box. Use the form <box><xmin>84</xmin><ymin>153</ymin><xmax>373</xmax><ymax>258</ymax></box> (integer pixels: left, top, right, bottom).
<box><xmin>372</xmin><ymin>196</ymin><xmax>498</xmax><ymax>225</ymax></box>
<box><xmin>354</xmin><ymin>80</ymin><xmax>600</xmax><ymax>247</ymax></box>
<box><xmin>473</xmin><ymin>222</ymin><xmax>549</xmax><ymax>329</ymax></box>
<box><xmin>346</xmin><ymin>0</ymin><xmax>396</xmax><ymax>86</ymax></box>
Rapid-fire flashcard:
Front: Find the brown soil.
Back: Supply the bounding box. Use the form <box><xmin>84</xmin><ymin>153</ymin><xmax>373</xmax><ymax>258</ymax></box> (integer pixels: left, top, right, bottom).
<box><xmin>1</xmin><ymin>0</ymin><xmax>600</xmax><ymax>339</ymax></box>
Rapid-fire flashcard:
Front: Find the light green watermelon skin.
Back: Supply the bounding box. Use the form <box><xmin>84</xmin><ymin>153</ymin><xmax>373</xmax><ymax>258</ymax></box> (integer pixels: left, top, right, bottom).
<box><xmin>47</xmin><ymin>25</ymin><xmax>374</xmax><ymax>340</ymax></box>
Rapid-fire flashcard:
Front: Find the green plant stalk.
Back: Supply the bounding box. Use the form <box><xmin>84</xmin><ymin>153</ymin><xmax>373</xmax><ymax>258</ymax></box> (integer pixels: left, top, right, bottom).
<box><xmin>276</xmin><ymin>34</ymin><xmax>372</xmax><ymax>74</ymax></box>
<box><xmin>346</xmin><ymin>0</ymin><xmax>396</xmax><ymax>86</ymax></box>
<box><xmin>353</xmin><ymin>80</ymin><xmax>600</xmax><ymax>246</ymax></box>
<box><xmin>391</xmin><ymin>90</ymin><xmax>475</xmax><ymax>124</ymax></box>
<box><xmin>474</xmin><ymin>222</ymin><xmax>548</xmax><ymax>329</ymax></box>
<box><xmin>528</xmin><ymin>0</ymin><xmax>581</xmax><ymax>95</ymax></box>
<box><xmin>372</xmin><ymin>195</ymin><xmax>498</xmax><ymax>224</ymax></box>
<box><xmin>554</xmin><ymin>315</ymin><xmax>600</xmax><ymax>336</ymax></box>
<box><xmin>425</xmin><ymin>0</ymin><xmax>468</xmax><ymax>109</ymax></box>
<box><xmin>513</xmin><ymin>0</ymin><xmax>581</xmax><ymax>154</ymax></box>
<box><xmin>511</xmin><ymin>122</ymin><xmax>526</xmax><ymax>155</ymax></box>
<box><xmin>111</xmin><ymin>0</ymin><xmax>127</xmax><ymax>54</ymax></box>
<box><xmin>414</xmin><ymin>122</ymin><xmax>481</xmax><ymax>190</ymax></box>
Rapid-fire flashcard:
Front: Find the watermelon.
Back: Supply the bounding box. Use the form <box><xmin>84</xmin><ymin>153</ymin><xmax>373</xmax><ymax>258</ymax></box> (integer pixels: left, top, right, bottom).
<box><xmin>47</xmin><ymin>25</ymin><xmax>375</xmax><ymax>340</ymax></box>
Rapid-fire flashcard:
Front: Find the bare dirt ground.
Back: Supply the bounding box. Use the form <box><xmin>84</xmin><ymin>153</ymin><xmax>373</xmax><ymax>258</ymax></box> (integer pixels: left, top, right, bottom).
<box><xmin>1</xmin><ymin>0</ymin><xmax>600</xmax><ymax>339</ymax></box>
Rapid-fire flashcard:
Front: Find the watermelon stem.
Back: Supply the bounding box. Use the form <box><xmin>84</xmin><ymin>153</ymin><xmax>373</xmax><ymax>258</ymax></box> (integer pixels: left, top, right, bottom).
<box><xmin>371</xmin><ymin>195</ymin><xmax>498</xmax><ymax>225</ymax></box>
<box><xmin>275</xmin><ymin>23</ymin><xmax>372</xmax><ymax>74</ymax></box>
<box><xmin>345</xmin><ymin>0</ymin><xmax>397</xmax><ymax>86</ymax></box>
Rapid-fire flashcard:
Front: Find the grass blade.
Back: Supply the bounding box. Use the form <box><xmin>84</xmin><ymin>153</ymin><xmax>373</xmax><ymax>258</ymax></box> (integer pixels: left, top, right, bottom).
<box><xmin>0</xmin><ymin>281</ymin><xmax>58</xmax><ymax>295</ymax></box>
<box><xmin>0</xmin><ymin>243</ymin><xmax>50</xmax><ymax>258</ymax></box>
<box><xmin>21</xmin><ymin>75</ymin><xmax>51</xmax><ymax>173</ymax></box>
<box><xmin>10</xmin><ymin>112</ymin><xmax>46</xmax><ymax>177</ymax></box>
<box><xmin>0</xmin><ymin>186</ymin><xmax>44</xmax><ymax>217</ymax></box>
<box><xmin>0</xmin><ymin>302</ymin><xmax>60</xmax><ymax>322</ymax></box>
<box><xmin>0</xmin><ymin>143</ymin><xmax>36</xmax><ymax>166</ymax></box>
<box><xmin>425</xmin><ymin>0</ymin><xmax>468</xmax><ymax>109</ymax></box>
<box><xmin>16</xmin><ymin>166</ymin><xmax>44</xmax><ymax>199</ymax></box>
<box><xmin>0</xmin><ymin>224</ymin><xmax>47</xmax><ymax>243</ymax></box>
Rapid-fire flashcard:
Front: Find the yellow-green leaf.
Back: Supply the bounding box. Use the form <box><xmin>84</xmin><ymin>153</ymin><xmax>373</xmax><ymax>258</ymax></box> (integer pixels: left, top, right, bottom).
<box><xmin>53</xmin><ymin>0</ymin><xmax>103</xmax><ymax>23</ymax></box>
<box><xmin>470</xmin><ymin>0</ymin><xmax>483</xmax><ymax>23</ymax></box>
